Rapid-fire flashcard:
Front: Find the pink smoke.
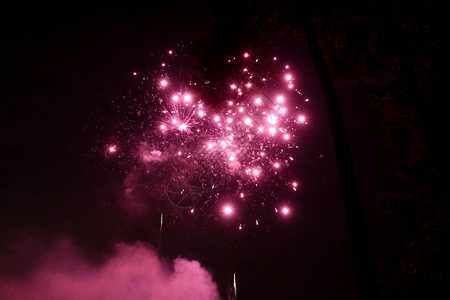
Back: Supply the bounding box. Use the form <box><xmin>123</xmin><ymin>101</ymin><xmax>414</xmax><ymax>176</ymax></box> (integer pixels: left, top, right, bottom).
<box><xmin>0</xmin><ymin>239</ymin><xmax>220</xmax><ymax>300</ymax></box>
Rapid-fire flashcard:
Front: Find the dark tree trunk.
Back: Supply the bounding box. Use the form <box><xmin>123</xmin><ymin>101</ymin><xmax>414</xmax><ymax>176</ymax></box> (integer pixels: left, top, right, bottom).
<box><xmin>297</xmin><ymin>10</ymin><xmax>380</xmax><ymax>300</ymax></box>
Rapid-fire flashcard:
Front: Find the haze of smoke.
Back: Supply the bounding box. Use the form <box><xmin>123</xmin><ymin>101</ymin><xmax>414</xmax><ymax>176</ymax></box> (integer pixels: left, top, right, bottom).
<box><xmin>0</xmin><ymin>239</ymin><xmax>220</xmax><ymax>300</ymax></box>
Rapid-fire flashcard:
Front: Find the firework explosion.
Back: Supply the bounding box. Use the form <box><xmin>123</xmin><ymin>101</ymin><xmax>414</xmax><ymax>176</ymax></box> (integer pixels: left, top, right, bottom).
<box><xmin>104</xmin><ymin>46</ymin><xmax>309</xmax><ymax>230</ymax></box>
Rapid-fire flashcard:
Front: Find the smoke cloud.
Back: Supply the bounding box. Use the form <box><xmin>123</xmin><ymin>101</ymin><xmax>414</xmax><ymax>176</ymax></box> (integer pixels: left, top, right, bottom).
<box><xmin>0</xmin><ymin>239</ymin><xmax>220</xmax><ymax>300</ymax></box>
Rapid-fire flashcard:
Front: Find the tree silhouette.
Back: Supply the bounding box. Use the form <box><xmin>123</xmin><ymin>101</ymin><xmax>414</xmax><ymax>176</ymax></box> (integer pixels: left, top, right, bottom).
<box><xmin>191</xmin><ymin>1</ymin><xmax>387</xmax><ymax>299</ymax></box>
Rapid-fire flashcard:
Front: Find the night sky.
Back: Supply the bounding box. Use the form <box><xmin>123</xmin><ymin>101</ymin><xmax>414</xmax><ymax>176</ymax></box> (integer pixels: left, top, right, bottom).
<box><xmin>1</xmin><ymin>1</ymin><xmax>446</xmax><ymax>300</ymax></box>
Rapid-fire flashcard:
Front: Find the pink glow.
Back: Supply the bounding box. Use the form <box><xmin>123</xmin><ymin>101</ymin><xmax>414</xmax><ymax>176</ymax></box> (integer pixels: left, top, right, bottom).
<box><xmin>285</xmin><ymin>74</ymin><xmax>292</xmax><ymax>81</ymax></box>
<box><xmin>160</xmin><ymin>79</ymin><xmax>168</xmax><ymax>87</ymax></box>
<box><xmin>108</xmin><ymin>145</ymin><xmax>117</xmax><ymax>153</ymax></box>
<box><xmin>298</xmin><ymin>115</ymin><xmax>306</xmax><ymax>123</ymax></box>
<box><xmin>172</xmin><ymin>95</ymin><xmax>179</xmax><ymax>102</ymax></box>
<box><xmin>243</xmin><ymin>52</ymin><xmax>250</xmax><ymax>58</ymax></box>
<box><xmin>254</xmin><ymin>97</ymin><xmax>262</xmax><ymax>105</ymax></box>
<box><xmin>267</xmin><ymin>114</ymin><xmax>277</xmax><ymax>124</ymax></box>
<box><xmin>276</xmin><ymin>96</ymin><xmax>284</xmax><ymax>103</ymax></box>
<box><xmin>230</xmin><ymin>84</ymin><xmax>237</xmax><ymax>89</ymax></box>
<box><xmin>281</xmin><ymin>206</ymin><xmax>290</xmax><ymax>215</ymax></box>
<box><xmin>183</xmin><ymin>94</ymin><xmax>192</xmax><ymax>102</ymax></box>
<box><xmin>273</xmin><ymin>162</ymin><xmax>280</xmax><ymax>168</ymax></box>
<box><xmin>223</xmin><ymin>205</ymin><xmax>233</xmax><ymax>216</ymax></box>
<box><xmin>178</xmin><ymin>123</ymin><xmax>187</xmax><ymax>131</ymax></box>
<box><xmin>132</xmin><ymin>72</ymin><xmax>137</xmax><ymax>76</ymax></box>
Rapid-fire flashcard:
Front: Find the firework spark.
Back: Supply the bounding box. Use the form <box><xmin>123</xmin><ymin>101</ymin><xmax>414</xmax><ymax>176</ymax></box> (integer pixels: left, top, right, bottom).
<box><xmin>104</xmin><ymin>47</ymin><xmax>310</xmax><ymax>229</ymax></box>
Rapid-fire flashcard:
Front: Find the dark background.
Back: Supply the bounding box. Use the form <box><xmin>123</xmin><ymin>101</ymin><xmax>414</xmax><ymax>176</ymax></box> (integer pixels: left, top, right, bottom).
<box><xmin>1</xmin><ymin>1</ymin><xmax>446</xmax><ymax>299</ymax></box>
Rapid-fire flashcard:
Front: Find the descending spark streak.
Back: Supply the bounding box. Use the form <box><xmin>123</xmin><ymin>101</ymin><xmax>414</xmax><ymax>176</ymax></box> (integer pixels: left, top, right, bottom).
<box><xmin>233</xmin><ymin>273</ymin><xmax>237</xmax><ymax>299</ymax></box>
<box><xmin>157</xmin><ymin>212</ymin><xmax>164</xmax><ymax>250</ymax></box>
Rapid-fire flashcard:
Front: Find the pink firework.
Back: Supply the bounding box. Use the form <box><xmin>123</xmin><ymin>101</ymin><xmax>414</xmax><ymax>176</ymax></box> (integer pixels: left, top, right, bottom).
<box><xmin>104</xmin><ymin>47</ymin><xmax>310</xmax><ymax>228</ymax></box>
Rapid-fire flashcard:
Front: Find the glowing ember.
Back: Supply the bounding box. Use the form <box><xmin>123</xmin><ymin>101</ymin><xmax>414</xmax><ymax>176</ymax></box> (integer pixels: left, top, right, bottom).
<box><xmin>108</xmin><ymin>145</ymin><xmax>117</xmax><ymax>153</ymax></box>
<box><xmin>269</xmin><ymin>127</ymin><xmax>277</xmax><ymax>135</ymax></box>
<box><xmin>281</xmin><ymin>206</ymin><xmax>290</xmax><ymax>215</ymax></box>
<box><xmin>160</xmin><ymin>79</ymin><xmax>168</xmax><ymax>87</ymax></box>
<box><xmin>223</xmin><ymin>205</ymin><xmax>233</xmax><ymax>216</ymax></box>
<box><xmin>183</xmin><ymin>94</ymin><xmax>192</xmax><ymax>102</ymax></box>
